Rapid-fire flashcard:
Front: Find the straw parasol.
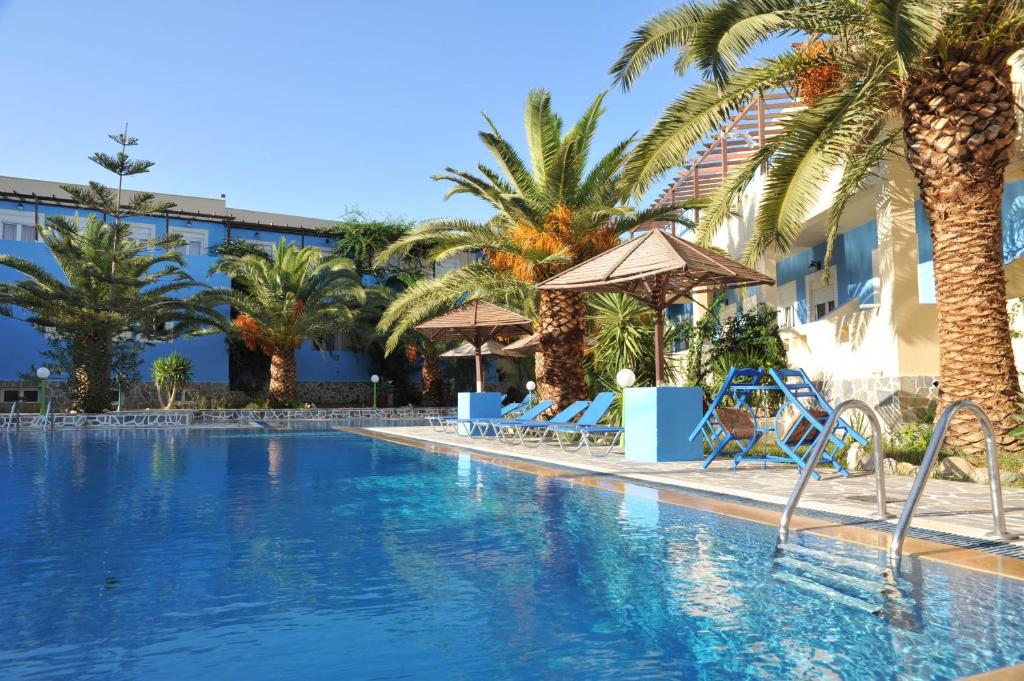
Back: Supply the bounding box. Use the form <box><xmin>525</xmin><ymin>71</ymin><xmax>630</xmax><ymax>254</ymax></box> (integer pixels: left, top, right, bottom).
<box><xmin>538</xmin><ymin>229</ymin><xmax>774</xmax><ymax>385</ymax></box>
<box><xmin>415</xmin><ymin>300</ymin><xmax>533</xmax><ymax>392</ymax></box>
<box><xmin>440</xmin><ymin>340</ymin><xmax>516</xmax><ymax>358</ymax></box>
<box><xmin>503</xmin><ymin>332</ymin><xmax>539</xmax><ymax>356</ymax></box>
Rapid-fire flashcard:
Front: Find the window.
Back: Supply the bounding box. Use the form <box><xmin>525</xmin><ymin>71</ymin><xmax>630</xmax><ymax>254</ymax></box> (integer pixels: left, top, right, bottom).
<box><xmin>2</xmin><ymin>388</ymin><xmax>39</xmax><ymax>402</ymax></box>
<box><xmin>169</xmin><ymin>226</ymin><xmax>208</xmax><ymax>257</ymax></box>
<box><xmin>314</xmin><ymin>330</ymin><xmax>348</xmax><ymax>353</ymax></box>
<box><xmin>1</xmin><ymin>221</ymin><xmax>37</xmax><ymax>242</ymax></box>
<box><xmin>242</xmin><ymin>239</ymin><xmax>276</xmax><ymax>256</ymax></box>
<box><xmin>776</xmin><ymin>281</ymin><xmax>798</xmax><ymax>327</ymax></box>
<box><xmin>127</xmin><ymin>223</ymin><xmax>156</xmax><ymax>244</ymax></box>
<box><xmin>808</xmin><ymin>266</ymin><xmax>838</xmax><ymax>321</ymax></box>
<box><xmin>866</xmin><ymin>249</ymin><xmax>881</xmax><ymax>306</ymax></box>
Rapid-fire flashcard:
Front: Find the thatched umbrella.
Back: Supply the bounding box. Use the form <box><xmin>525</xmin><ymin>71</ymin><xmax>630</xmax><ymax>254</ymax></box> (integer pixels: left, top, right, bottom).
<box><xmin>440</xmin><ymin>340</ymin><xmax>516</xmax><ymax>358</ymax></box>
<box><xmin>503</xmin><ymin>332</ymin><xmax>539</xmax><ymax>356</ymax></box>
<box><xmin>538</xmin><ymin>229</ymin><xmax>774</xmax><ymax>385</ymax></box>
<box><xmin>415</xmin><ymin>300</ymin><xmax>533</xmax><ymax>392</ymax></box>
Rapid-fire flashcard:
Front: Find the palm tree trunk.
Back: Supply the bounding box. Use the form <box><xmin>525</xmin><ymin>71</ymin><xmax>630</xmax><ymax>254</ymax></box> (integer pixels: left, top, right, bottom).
<box><xmin>902</xmin><ymin>57</ymin><xmax>1020</xmax><ymax>457</ymax></box>
<box><xmin>537</xmin><ymin>289</ymin><xmax>588</xmax><ymax>410</ymax></box>
<box><xmin>421</xmin><ymin>355</ymin><xmax>443</xmax><ymax>407</ymax></box>
<box><xmin>269</xmin><ymin>348</ymin><xmax>298</xmax><ymax>407</ymax></box>
<box><xmin>72</xmin><ymin>330</ymin><xmax>113</xmax><ymax>413</ymax></box>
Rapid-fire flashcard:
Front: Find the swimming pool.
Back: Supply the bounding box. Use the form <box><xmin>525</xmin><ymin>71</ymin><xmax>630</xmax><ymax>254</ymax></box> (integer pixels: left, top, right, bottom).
<box><xmin>1</xmin><ymin>428</ymin><xmax>1022</xmax><ymax>679</ymax></box>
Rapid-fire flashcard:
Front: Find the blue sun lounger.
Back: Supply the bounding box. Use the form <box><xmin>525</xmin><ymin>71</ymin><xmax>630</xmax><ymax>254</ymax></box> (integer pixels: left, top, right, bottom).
<box><xmin>499</xmin><ymin>399</ymin><xmax>591</xmax><ymax>445</ymax></box>
<box><xmin>427</xmin><ymin>400</ymin><xmax>523</xmax><ymax>433</ymax></box>
<box><xmin>456</xmin><ymin>400</ymin><xmax>554</xmax><ymax>438</ymax></box>
<box><xmin>545</xmin><ymin>392</ymin><xmax>621</xmax><ymax>456</ymax></box>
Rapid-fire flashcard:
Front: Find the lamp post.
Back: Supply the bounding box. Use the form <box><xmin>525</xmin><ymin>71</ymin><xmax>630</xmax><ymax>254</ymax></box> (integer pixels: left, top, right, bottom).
<box><xmin>370</xmin><ymin>374</ymin><xmax>380</xmax><ymax>407</ymax></box>
<box><xmin>615</xmin><ymin>368</ymin><xmax>636</xmax><ymax>431</ymax></box>
<box><xmin>525</xmin><ymin>380</ymin><xmax>536</xmax><ymax>407</ymax></box>
<box><xmin>36</xmin><ymin>366</ymin><xmax>50</xmax><ymax>411</ymax></box>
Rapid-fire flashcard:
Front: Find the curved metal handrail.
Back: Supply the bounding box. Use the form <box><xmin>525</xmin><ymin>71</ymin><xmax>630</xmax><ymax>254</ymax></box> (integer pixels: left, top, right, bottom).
<box><xmin>778</xmin><ymin>399</ymin><xmax>889</xmax><ymax>544</ymax></box>
<box><xmin>889</xmin><ymin>400</ymin><xmax>1019</xmax><ymax>569</ymax></box>
<box><xmin>5</xmin><ymin>400</ymin><xmax>18</xmax><ymax>431</ymax></box>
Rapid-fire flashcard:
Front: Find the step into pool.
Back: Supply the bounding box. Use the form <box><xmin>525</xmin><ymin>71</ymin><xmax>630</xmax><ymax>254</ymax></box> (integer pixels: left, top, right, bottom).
<box><xmin>1</xmin><ymin>428</ymin><xmax>1022</xmax><ymax>679</ymax></box>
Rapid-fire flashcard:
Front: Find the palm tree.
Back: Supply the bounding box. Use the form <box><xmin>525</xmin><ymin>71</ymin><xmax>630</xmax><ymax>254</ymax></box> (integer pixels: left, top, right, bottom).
<box><xmin>210</xmin><ymin>240</ymin><xmax>364</xmax><ymax>406</ymax></box>
<box><xmin>612</xmin><ymin>1</ymin><xmax>1024</xmax><ymax>453</ymax></box>
<box><xmin>0</xmin><ymin>216</ymin><xmax>220</xmax><ymax>412</ymax></box>
<box><xmin>377</xmin><ymin>89</ymin><xmax>683</xmax><ymax>409</ymax></box>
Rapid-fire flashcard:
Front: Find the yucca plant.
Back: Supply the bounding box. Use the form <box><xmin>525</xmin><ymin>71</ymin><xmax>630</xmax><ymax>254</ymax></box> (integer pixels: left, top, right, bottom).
<box><xmin>377</xmin><ymin>89</ymin><xmax>684</xmax><ymax>409</ymax></box>
<box><xmin>613</xmin><ymin>0</ymin><xmax>1024</xmax><ymax>453</ymax></box>
<box><xmin>152</xmin><ymin>353</ymin><xmax>193</xmax><ymax>409</ymax></box>
<box><xmin>209</xmin><ymin>241</ymin><xmax>364</xmax><ymax>406</ymax></box>
<box><xmin>585</xmin><ymin>293</ymin><xmax>684</xmax><ymax>422</ymax></box>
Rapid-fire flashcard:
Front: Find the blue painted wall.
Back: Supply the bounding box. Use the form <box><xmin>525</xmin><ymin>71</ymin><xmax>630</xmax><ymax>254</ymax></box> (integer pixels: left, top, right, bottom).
<box><xmin>774</xmin><ymin>220</ymin><xmax>878</xmax><ymax>324</ymax></box>
<box><xmin>915</xmin><ymin>178</ymin><xmax>1024</xmax><ymax>303</ymax></box>
<box><xmin>0</xmin><ymin>198</ymin><xmax>372</xmax><ymax>383</ymax></box>
<box><xmin>0</xmin><ymin>235</ymin><xmax>230</xmax><ymax>382</ymax></box>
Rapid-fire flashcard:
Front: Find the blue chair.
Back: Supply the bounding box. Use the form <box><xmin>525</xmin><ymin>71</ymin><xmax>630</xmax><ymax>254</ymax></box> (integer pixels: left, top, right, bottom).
<box><xmin>693</xmin><ymin>367</ymin><xmax>863</xmax><ymax>479</ymax></box>
<box><xmin>427</xmin><ymin>400</ymin><xmax>522</xmax><ymax>433</ymax></box>
<box><xmin>500</xmin><ymin>400</ymin><xmax>591</xmax><ymax>445</ymax></box>
<box><xmin>690</xmin><ymin>367</ymin><xmax>766</xmax><ymax>468</ymax></box>
<box><xmin>545</xmin><ymin>392</ymin><xmax>622</xmax><ymax>456</ymax></box>
<box><xmin>768</xmin><ymin>368</ymin><xmax>863</xmax><ymax>479</ymax></box>
<box><xmin>456</xmin><ymin>400</ymin><xmax>554</xmax><ymax>438</ymax></box>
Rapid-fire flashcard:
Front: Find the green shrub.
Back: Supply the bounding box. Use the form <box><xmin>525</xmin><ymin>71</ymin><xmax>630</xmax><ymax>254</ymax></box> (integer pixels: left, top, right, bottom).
<box><xmin>1012</xmin><ymin>394</ymin><xmax>1024</xmax><ymax>440</ymax></box>
<box><xmin>885</xmin><ymin>422</ymin><xmax>934</xmax><ymax>465</ymax></box>
<box><xmin>151</xmin><ymin>353</ymin><xmax>193</xmax><ymax>410</ymax></box>
<box><xmin>685</xmin><ymin>299</ymin><xmax>788</xmax><ymax>412</ymax></box>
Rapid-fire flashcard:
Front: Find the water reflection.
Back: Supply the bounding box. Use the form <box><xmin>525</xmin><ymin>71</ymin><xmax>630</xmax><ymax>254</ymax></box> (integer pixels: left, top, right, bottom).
<box><xmin>0</xmin><ymin>429</ymin><xmax>1022</xmax><ymax>679</ymax></box>
<box><xmin>267</xmin><ymin>437</ymin><xmax>283</xmax><ymax>484</ymax></box>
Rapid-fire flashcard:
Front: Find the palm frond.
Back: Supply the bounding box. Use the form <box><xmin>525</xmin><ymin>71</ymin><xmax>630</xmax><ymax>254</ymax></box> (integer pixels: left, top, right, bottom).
<box><xmin>610</xmin><ymin>4</ymin><xmax>711</xmax><ymax>89</ymax></box>
<box><xmin>864</xmin><ymin>0</ymin><xmax>939</xmax><ymax>76</ymax></box>
<box><xmin>377</xmin><ymin>263</ymin><xmax>536</xmax><ymax>354</ymax></box>
<box><xmin>622</xmin><ymin>53</ymin><xmax>805</xmax><ymax>197</ymax></box>
<box><xmin>821</xmin><ymin>129</ymin><xmax>900</xmax><ymax>272</ymax></box>
<box><xmin>690</xmin><ymin>0</ymin><xmax>803</xmax><ymax>85</ymax></box>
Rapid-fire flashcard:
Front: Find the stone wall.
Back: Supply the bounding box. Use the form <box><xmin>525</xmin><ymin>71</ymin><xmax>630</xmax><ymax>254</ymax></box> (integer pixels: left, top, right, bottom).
<box><xmin>818</xmin><ymin>374</ymin><xmax>939</xmax><ymax>429</ymax></box>
<box><xmin>0</xmin><ymin>379</ymin><xmax>379</xmax><ymax>411</ymax></box>
<box><xmin>296</xmin><ymin>381</ymin><xmax>375</xmax><ymax>406</ymax></box>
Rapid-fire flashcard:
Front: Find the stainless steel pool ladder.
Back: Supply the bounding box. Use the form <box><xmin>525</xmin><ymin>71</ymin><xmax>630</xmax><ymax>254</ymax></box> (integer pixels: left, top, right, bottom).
<box><xmin>778</xmin><ymin>400</ymin><xmax>889</xmax><ymax>545</ymax></box>
<box><xmin>5</xmin><ymin>400</ymin><xmax>18</xmax><ymax>431</ymax></box>
<box><xmin>888</xmin><ymin>401</ymin><xmax>1019</xmax><ymax>570</ymax></box>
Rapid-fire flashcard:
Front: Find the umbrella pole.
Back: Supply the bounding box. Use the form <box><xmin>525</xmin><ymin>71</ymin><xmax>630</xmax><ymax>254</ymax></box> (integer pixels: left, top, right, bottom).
<box><xmin>475</xmin><ymin>344</ymin><xmax>484</xmax><ymax>393</ymax></box>
<box><xmin>654</xmin><ymin>308</ymin><xmax>665</xmax><ymax>386</ymax></box>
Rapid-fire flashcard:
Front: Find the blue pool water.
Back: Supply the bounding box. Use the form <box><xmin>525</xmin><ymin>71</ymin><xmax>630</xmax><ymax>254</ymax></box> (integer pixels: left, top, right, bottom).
<box><xmin>1</xmin><ymin>428</ymin><xmax>1023</xmax><ymax>680</ymax></box>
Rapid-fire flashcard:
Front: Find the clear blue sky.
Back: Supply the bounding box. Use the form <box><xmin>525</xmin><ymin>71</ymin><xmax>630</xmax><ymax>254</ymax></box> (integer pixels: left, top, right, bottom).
<box><xmin>2</xmin><ymin>1</ymin><xmax>730</xmax><ymax>223</ymax></box>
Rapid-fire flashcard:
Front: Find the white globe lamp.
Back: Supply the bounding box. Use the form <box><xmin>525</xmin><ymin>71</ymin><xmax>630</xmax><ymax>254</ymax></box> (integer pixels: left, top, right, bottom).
<box><xmin>36</xmin><ymin>366</ymin><xmax>50</xmax><ymax>410</ymax></box>
<box><xmin>370</xmin><ymin>374</ymin><xmax>380</xmax><ymax>408</ymax></box>
<box><xmin>615</xmin><ymin>368</ymin><xmax>636</xmax><ymax>388</ymax></box>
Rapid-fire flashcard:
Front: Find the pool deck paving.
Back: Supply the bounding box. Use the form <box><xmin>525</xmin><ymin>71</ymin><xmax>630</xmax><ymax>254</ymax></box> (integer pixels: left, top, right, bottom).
<box><xmin>360</xmin><ymin>425</ymin><xmax>1024</xmax><ymax>561</ymax></box>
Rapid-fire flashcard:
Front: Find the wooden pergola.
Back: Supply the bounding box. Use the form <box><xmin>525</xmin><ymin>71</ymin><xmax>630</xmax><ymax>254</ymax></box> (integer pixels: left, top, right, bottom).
<box><xmin>641</xmin><ymin>90</ymin><xmax>798</xmax><ymax>235</ymax></box>
<box><xmin>538</xmin><ymin>229</ymin><xmax>774</xmax><ymax>384</ymax></box>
